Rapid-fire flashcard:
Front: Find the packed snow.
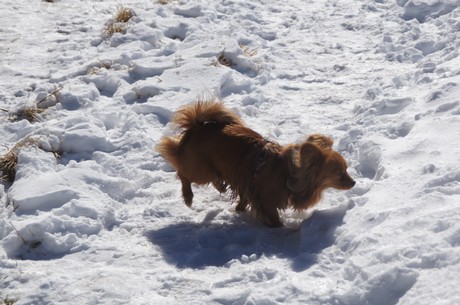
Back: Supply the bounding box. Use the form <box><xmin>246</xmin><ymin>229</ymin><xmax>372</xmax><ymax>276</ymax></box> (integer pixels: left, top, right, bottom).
<box><xmin>1</xmin><ymin>0</ymin><xmax>459</xmax><ymax>304</ymax></box>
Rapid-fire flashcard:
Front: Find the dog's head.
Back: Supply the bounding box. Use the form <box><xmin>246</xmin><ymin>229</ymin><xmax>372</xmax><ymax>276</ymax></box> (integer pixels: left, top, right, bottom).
<box><xmin>287</xmin><ymin>134</ymin><xmax>355</xmax><ymax>208</ymax></box>
<box><xmin>320</xmin><ymin>149</ymin><xmax>356</xmax><ymax>190</ymax></box>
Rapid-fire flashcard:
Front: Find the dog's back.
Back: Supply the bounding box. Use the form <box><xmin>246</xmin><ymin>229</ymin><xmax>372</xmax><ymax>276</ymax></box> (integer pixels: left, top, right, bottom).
<box><xmin>156</xmin><ymin>101</ymin><xmax>247</xmax><ymax>174</ymax></box>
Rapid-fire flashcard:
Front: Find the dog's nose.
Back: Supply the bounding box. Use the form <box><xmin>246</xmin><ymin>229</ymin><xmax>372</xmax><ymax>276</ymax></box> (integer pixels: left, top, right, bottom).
<box><xmin>350</xmin><ymin>179</ymin><xmax>356</xmax><ymax>187</ymax></box>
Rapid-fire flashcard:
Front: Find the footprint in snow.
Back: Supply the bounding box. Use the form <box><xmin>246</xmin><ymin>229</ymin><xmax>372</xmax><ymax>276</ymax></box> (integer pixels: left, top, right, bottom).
<box><xmin>375</xmin><ymin>97</ymin><xmax>413</xmax><ymax>116</ymax></box>
<box><xmin>354</xmin><ymin>97</ymin><xmax>413</xmax><ymax>120</ymax></box>
<box><xmin>363</xmin><ymin>267</ymin><xmax>419</xmax><ymax>305</ymax></box>
<box><xmin>425</xmin><ymin>82</ymin><xmax>457</xmax><ymax>103</ymax></box>
<box><xmin>162</xmin><ymin>22</ymin><xmax>188</xmax><ymax>41</ymax></box>
<box><xmin>425</xmin><ymin>171</ymin><xmax>460</xmax><ymax>195</ymax></box>
<box><xmin>356</xmin><ymin>140</ymin><xmax>384</xmax><ymax>180</ymax></box>
<box><xmin>386</xmin><ymin>121</ymin><xmax>414</xmax><ymax>139</ymax></box>
<box><xmin>131</xmin><ymin>104</ymin><xmax>173</xmax><ymax>126</ymax></box>
<box><xmin>435</xmin><ymin>101</ymin><xmax>459</xmax><ymax>113</ymax></box>
<box><xmin>174</xmin><ymin>5</ymin><xmax>203</xmax><ymax>18</ymax></box>
<box><xmin>400</xmin><ymin>0</ymin><xmax>458</xmax><ymax>23</ymax></box>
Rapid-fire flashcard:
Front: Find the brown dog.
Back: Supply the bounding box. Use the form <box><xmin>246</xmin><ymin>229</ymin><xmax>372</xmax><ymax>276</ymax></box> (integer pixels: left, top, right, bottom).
<box><xmin>156</xmin><ymin>101</ymin><xmax>355</xmax><ymax>227</ymax></box>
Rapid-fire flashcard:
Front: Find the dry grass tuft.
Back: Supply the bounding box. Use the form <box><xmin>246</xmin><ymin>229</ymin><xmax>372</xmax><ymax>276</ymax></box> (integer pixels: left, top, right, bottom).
<box><xmin>0</xmin><ymin>136</ymin><xmax>63</xmax><ymax>183</ymax></box>
<box><xmin>104</xmin><ymin>23</ymin><xmax>125</xmax><ymax>36</ymax></box>
<box><xmin>36</xmin><ymin>86</ymin><xmax>62</xmax><ymax>108</ymax></box>
<box><xmin>1</xmin><ymin>87</ymin><xmax>61</xmax><ymax>123</ymax></box>
<box><xmin>86</xmin><ymin>59</ymin><xmax>133</xmax><ymax>75</ymax></box>
<box><xmin>115</xmin><ymin>6</ymin><xmax>135</xmax><ymax>23</ymax></box>
<box><xmin>0</xmin><ymin>138</ymin><xmax>36</xmax><ymax>182</ymax></box>
<box><xmin>240</xmin><ymin>44</ymin><xmax>258</xmax><ymax>57</ymax></box>
<box><xmin>13</xmin><ymin>106</ymin><xmax>45</xmax><ymax>123</ymax></box>
<box><xmin>103</xmin><ymin>6</ymin><xmax>135</xmax><ymax>37</ymax></box>
<box><xmin>1</xmin><ymin>151</ymin><xmax>19</xmax><ymax>182</ymax></box>
<box><xmin>87</xmin><ymin>59</ymin><xmax>112</xmax><ymax>75</ymax></box>
<box><xmin>1</xmin><ymin>105</ymin><xmax>44</xmax><ymax>123</ymax></box>
<box><xmin>1</xmin><ymin>296</ymin><xmax>18</xmax><ymax>305</ymax></box>
<box><xmin>213</xmin><ymin>51</ymin><xmax>233</xmax><ymax>67</ymax></box>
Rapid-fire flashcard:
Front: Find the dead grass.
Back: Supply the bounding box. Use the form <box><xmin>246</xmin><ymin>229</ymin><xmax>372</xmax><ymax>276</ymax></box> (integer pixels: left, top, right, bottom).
<box><xmin>0</xmin><ymin>138</ymin><xmax>36</xmax><ymax>182</ymax></box>
<box><xmin>1</xmin><ymin>296</ymin><xmax>18</xmax><ymax>305</ymax></box>
<box><xmin>1</xmin><ymin>105</ymin><xmax>43</xmax><ymax>123</ymax></box>
<box><xmin>0</xmin><ymin>136</ymin><xmax>63</xmax><ymax>183</ymax></box>
<box><xmin>86</xmin><ymin>59</ymin><xmax>133</xmax><ymax>75</ymax></box>
<box><xmin>115</xmin><ymin>6</ymin><xmax>135</xmax><ymax>23</ymax></box>
<box><xmin>12</xmin><ymin>106</ymin><xmax>45</xmax><ymax>123</ymax></box>
<box><xmin>213</xmin><ymin>51</ymin><xmax>233</xmax><ymax>67</ymax></box>
<box><xmin>103</xmin><ymin>6</ymin><xmax>135</xmax><ymax>37</ymax></box>
<box><xmin>1</xmin><ymin>87</ymin><xmax>61</xmax><ymax>123</ymax></box>
<box><xmin>212</xmin><ymin>46</ymin><xmax>258</xmax><ymax>68</ymax></box>
<box><xmin>36</xmin><ymin>86</ymin><xmax>62</xmax><ymax>108</ymax></box>
<box><xmin>87</xmin><ymin>59</ymin><xmax>113</xmax><ymax>75</ymax></box>
<box><xmin>103</xmin><ymin>22</ymin><xmax>127</xmax><ymax>37</ymax></box>
<box><xmin>240</xmin><ymin>44</ymin><xmax>258</xmax><ymax>57</ymax></box>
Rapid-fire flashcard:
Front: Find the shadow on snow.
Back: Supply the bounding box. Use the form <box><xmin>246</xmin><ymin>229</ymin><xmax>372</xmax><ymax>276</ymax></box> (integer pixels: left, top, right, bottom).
<box><xmin>145</xmin><ymin>205</ymin><xmax>348</xmax><ymax>271</ymax></box>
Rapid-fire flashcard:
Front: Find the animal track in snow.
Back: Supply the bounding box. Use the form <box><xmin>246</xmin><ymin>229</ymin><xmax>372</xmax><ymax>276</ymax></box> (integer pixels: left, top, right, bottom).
<box><xmin>341</xmin><ymin>266</ymin><xmax>418</xmax><ymax>305</ymax></box>
<box><xmin>131</xmin><ymin>57</ymin><xmax>178</xmax><ymax>80</ymax></box>
<box><xmin>386</xmin><ymin>121</ymin><xmax>414</xmax><ymax>139</ymax></box>
<box><xmin>400</xmin><ymin>1</ymin><xmax>458</xmax><ymax>23</ymax></box>
<box><xmin>363</xmin><ymin>267</ymin><xmax>419</xmax><ymax>305</ymax></box>
<box><xmin>123</xmin><ymin>84</ymin><xmax>161</xmax><ymax>104</ymax></box>
<box><xmin>422</xmin><ymin>164</ymin><xmax>436</xmax><ymax>174</ymax></box>
<box><xmin>445</xmin><ymin>228</ymin><xmax>460</xmax><ymax>247</ymax></box>
<box><xmin>375</xmin><ymin>97</ymin><xmax>413</xmax><ymax>115</ymax></box>
<box><xmin>414</xmin><ymin>40</ymin><xmax>446</xmax><ymax>56</ymax></box>
<box><xmin>174</xmin><ymin>5</ymin><xmax>203</xmax><ymax>18</ymax></box>
<box><xmin>131</xmin><ymin>104</ymin><xmax>173</xmax><ymax>126</ymax></box>
<box><xmin>425</xmin><ymin>82</ymin><xmax>457</xmax><ymax>103</ymax></box>
<box><xmin>435</xmin><ymin>101</ymin><xmax>459</xmax><ymax>113</ymax></box>
<box><xmin>425</xmin><ymin>171</ymin><xmax>460</xmax><ymax>195</ymax></box>
<box><xmin>357</xmin><ymin>141</ymin><xmax>384</xmax><ymax>180</ymax></box>
<box><xmin>162</xmin><ymin>22</ymin><xmax>188</xmax><ymax>41</ymax></box>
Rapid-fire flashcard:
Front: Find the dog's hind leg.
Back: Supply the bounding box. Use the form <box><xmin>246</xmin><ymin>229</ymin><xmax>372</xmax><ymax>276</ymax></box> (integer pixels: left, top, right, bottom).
<box><xmin>179</xmin><ymin>175</ymin><xmax>193</xmax><ymax>207</ymax></box>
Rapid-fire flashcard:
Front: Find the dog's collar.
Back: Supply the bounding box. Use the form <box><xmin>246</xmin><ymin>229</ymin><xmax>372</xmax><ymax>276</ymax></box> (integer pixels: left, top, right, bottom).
<box><xmin>254</xmin><ymin>148</ymin><xmax>267</xmax><ymax>175</ymax></box>
<box><xmin>253</xmin><ymin>139</ymin><xmax>271</xmax><ymax>178</ymax></box>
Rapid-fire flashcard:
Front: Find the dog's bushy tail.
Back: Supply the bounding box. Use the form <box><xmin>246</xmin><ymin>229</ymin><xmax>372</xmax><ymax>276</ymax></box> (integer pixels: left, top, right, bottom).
<box><xmin>156</xmin><ymin>136</ymin><xmax>181</xmax><ymax>170</ymax></box>
<box><xmin>172</xmin><ymin>100</ymin><xmax>244</xmax><ymax>130</ymax></box>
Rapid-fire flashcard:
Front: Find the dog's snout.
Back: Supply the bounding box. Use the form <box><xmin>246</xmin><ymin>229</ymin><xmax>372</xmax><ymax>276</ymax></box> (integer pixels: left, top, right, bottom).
<box><xmin>342</xmin><ymin>173</ymin><xmax>356</xmax><ymax>189</ymax></box>
<box><xmin>342</xmin><ymin>172</ymin><xmax>356</xmax><ymax>189</ymax></box>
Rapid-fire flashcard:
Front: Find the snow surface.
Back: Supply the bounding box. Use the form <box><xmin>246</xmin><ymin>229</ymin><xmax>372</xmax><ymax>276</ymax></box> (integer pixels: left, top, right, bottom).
<box><xmin>1</xmin><ymin>0</ymin><xmax>459</xmax><ymax>304</ymax></box>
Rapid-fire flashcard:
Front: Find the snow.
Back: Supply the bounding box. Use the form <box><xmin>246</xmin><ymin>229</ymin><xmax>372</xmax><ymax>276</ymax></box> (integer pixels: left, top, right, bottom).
<box><xmin>1</xmin><ymin>0</ymin><xmax>459</xmax><ymax>304</ymax></box>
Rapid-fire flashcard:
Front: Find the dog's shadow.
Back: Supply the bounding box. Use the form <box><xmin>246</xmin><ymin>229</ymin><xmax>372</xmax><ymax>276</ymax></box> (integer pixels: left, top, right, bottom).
<box><xmin>145</xmin><ymin>204</ymin><xmax>348</xmax><ymax>271</ymax></box>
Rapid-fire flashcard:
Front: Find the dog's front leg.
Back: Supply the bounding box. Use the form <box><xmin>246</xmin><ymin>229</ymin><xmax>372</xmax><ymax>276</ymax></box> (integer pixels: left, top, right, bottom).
<box><xmin>235</xmin><ymin>193</ymin><xmax>249</xmax><ymax>212</ymax></box>
<box><xmin>212</xmin><ymin>179</ymin><xmax>227</xmax><ymax>193</ymax></box>
<box><xmin>253</xmin><ymin>203</ymin><xmax>282</xmax><ymax>227</ymax></box>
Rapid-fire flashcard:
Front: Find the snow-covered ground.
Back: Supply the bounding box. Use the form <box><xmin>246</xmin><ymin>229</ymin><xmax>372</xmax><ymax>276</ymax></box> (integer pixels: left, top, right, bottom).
<box><xmin>1</xmin><ymin>0</ymin><xmax>459</xmax><ymax>304</ymax></box>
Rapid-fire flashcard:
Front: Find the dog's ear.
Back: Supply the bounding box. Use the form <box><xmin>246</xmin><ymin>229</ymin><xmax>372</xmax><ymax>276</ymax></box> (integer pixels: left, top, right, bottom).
<box><xmin>287</xmin><ymin>142</ymin><xmax>326</xmax><ymax>209</ymax></box>
<box><xmin>287</xmin><ymin>143</ymin><xmax>324</xmax><ymax>171</ymax></box>
<box><xmin>300</xmin><ymin>142</ymin><xmax>325</xmax><ymax>169</ymax></box>
<box><xmin>307</xmin><ymin>134</ymin><xmax>333</xmax><ymax>149</ymax></box>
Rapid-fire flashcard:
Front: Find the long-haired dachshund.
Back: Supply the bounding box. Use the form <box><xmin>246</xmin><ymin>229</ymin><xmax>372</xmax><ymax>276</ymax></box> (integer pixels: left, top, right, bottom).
<box><xmin>157</xmin><ymin>101</ymin><xmax>355</xmax><ymax>227</ymax></box>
